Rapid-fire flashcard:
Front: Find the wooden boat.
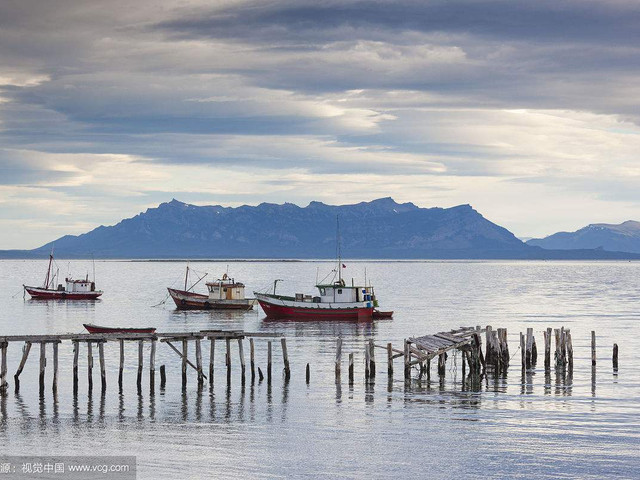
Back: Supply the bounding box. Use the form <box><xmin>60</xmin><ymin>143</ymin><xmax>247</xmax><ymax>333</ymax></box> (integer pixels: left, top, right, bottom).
<box><xmin>372</xmin><ymin>310</ymin><xmax>394</xmax><ymax>319</ymax></box>
<box><xmin>24</xmin><ymin>253</ymin><xmax>103</xmax><ymax>300</ymax></box>
<box><xmin>168</xmin><ymin>267</ymin><xmax>257</xmax><ymax>310</ymax></box>
<box><xmin>84</xmin><ymin>323</ymin><xmax>156</xmax><ymax>334</ymax></box>
<box><xmin>255</xmin><ymin>218</ymin><xmax>387</xmax><ymax>321</ymax></box>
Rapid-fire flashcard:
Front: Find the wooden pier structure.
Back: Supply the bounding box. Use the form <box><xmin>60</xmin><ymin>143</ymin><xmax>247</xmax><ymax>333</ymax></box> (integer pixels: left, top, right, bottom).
<box><xmin>0</xmin><ymin>325</ymin><xmax>620</xmax><ymax>398</ymax></box>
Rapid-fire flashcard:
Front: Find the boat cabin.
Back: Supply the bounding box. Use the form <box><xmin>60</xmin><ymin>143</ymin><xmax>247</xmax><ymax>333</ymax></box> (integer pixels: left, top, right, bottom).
<box><xmin>59</xmin><ymin>278</ymin><xmax>96</xmax><ymax>293</ymax></box>
<box><xmin>303</xmin><ymin>282</ymin><xmax>375</xmax><ymax>304</ymax></box>
<box><xmin>207</xmin><ymin>275</ymin><xmax>246</xmax><ymax>300</ymax></box>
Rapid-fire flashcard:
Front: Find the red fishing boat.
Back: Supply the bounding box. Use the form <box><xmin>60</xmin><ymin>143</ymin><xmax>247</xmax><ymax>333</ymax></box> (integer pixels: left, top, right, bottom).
<box><xmin>24</xmin><ymin>253</ymin><xmax>103</xmax><ymax>300</ymax></box>
<box><xmin>84</xmin><ymin>324</ymin><xmax>156</xmax><ymax>334</ymax></box>
<box><xmin>254</xmin><ymin>219</ymin><xmax>391</xmax><ymax>321</ymax></box>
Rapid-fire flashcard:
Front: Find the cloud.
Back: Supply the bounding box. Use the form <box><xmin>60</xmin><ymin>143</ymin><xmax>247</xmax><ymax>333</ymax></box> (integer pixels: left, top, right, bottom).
<box><xmin>0</xmin><ymin>0</ymin><xmax>639</xmax><ymax>248</ymax></box>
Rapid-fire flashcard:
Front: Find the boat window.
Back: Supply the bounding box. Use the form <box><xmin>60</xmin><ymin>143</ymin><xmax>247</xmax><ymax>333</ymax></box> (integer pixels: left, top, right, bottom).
<box><xmin>337</xmin><ymin>289</ymin><xmax>342</xmax><ymax>294</ymax></box>
<box><xmin>319</xmin><ymin>288</ymin><xmax>325</xmax><ymax>295</ymax></box>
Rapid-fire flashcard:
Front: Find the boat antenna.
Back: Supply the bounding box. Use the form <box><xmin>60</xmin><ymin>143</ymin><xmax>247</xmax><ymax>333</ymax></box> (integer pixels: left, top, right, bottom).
<box><xmin>336</xmin><ymin>215</ymin><xmax>342</xmax><ymax>285</ymax></box>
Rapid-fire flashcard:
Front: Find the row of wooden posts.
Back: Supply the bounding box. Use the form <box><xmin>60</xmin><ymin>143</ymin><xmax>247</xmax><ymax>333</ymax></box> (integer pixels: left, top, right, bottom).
<box><xmin>0</xmin><ymin>327</ymin><xmax>621</xmax><ymax>396</ymax></box>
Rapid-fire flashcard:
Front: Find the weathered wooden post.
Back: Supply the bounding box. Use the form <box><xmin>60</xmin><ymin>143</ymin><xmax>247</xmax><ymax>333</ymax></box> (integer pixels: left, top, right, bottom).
<box><xmin>387</xmin><ymin>343</ymin><xmax>393</xmax><ymax>376</ymax></box>
<box><xmin>281</xmin><ymin>338</ymin><xmax>290</xmax><ymax>381</ymax></box>
<box><xmin>72</xmin><ymin>340</ymin><xmax>79</xmax><ymax>395</ymax></box>
<box><xmin>525</xmin><ymin>328</ymin><xmax>533</xmax><ymax>369</ymax></box>
<box><xmin>14</xmin><ymin>341</ymin><xmax>31</xmax><ymax>393</ymax></box>
<box><xmin>0</xmin><ymin>342</ymin><xmax>7</xmax><ymax>395</ymax></box>
<box><xmin>404</xmin><ymin>340</ymin><xmax>411</xmax><ymax>379</ymax></box>
<box><xmin>209</xmin><ymin>338</ymin><xmax>215</xmax><ymax>386</ymax></box>
<box><xmin>553</xmin><ymin>328</ymin><xmax>562</xmax><ymax>367</ymax></box>
<box><xmin>39</xmin><ymin>342</ymin><xmax>46</xmax><ymax>394</ymax></box>
<box><xmin>348</xmin><ymin>352</ymin><xmax>354</xmax><ymax>385</ymax></box>
<box><xmin>150</xmin><ymin>338</ymin><xmax>157</xmax><ymax>393</ymax></box>
<box><xmin>225</xmin><ymin>338</ymin><xmax>231</xmax><ymax>381</ymax></box>
<box><xmin>267</xmin><ymin>341</ymin><xmax>272</xmax><ymax>384</ymax></box>
<box><xmin>335</xmin><ymin>338</ymin><xmax>342</xmax><ymax>381</ymax></box>
<box><xmin>461</xmin><ymin>349</ymin><xmax>467</xmax><ymax>378</ymax></box>
<box><xmin>500</xmin><ymin>328</ymin><xmax>510</xmax><ymax>369</ymax></box>
<box><xmin>258</xmin><ymin>367</ymin><xmax>264</xmax><ymax>382</ymax></box>
<box><xmin>520</xmin><ymin>332</ymin><xmax>525</xmax><ymax>369</ymax></box>
<box><xmin>53</xmin><ymin>342</ymin><xmax>59</xmax><ymax>394</ymax></box>
<box><xmin>306</xmin><ymin>363</ymin><xmax>310</xmax><ymax>384</ymax></box>
<box><xmin>182</xmin><ymin>339</ymin><xmax>188</xmax><ymax>390</ymax></box>
<box><xmin>87</xmin><ymin>341</ymin><xmax>93</xmax><ymax>392</ymax></box>
<box><xmin>249</xmin><ymin>338</ymin><xmax>255</xmax><ymax>383</ymax></box>
<box><xmin>368</xmin><ymin>339</ymin><xmax>376</xmax><ymax>378</ymax></box>
<box><xmin>591</xmin><ymin>331</ymin><xmax>596</xmax><ymax>366</ymax></box>
<box><xmin>438</xmin><ymin>353</ymin><xmax>446</xmax><ymax>376</ymax></box>
<box><xmin>364</xmin><ymin>343</ymin><xmax>370</xmax><ymax>380</ymax></box>
<box><xmin>544</xmin><ymin>328</ymin><xmax>551</xmax><ymax>371</ymax></box>
<box><xmin>98</xmin><ymin>341</ymin><xmax>106</xmax><ymax>392</ymax></box>
<box><xmin>237</xmin><ymin>338</ymin><xmax>246</xmax><ymax>382</ymax></box>
<box><xmin>160</xmin><ymin>364</ymin><xmax>166</xmax><ymax>389</ymax></box>
<box><xmin>566</xmin><ymin>330</ymin><xmax>573</xmax><ymax>371</ymax></box>
<box><xmin>118</xmin><ymin>339</ymin><xmax>124</xmax><ymax>391</ymax></box>
<box><xmin>485</xmin><ymin>325</ymin><xmax>493</xmax><ymax>365</ymax></box>
<box><xmin>613</xmin><ymin>344</ymin><xmax>618</xmax><ymax>372</ymax></box>
<box><xmin>531</xmin><ymin>335</ymin><xmax>538</xmax><ymax>366</ymax></box>
<box><xmin>137</xmin><ymin>340</ymin><xmax>144</xmax><ymax>390</ymax></box>
<box><xmin>195</xmin><ymin>338</ymin><xmax>204</xmax><ymax>387</ymax></box>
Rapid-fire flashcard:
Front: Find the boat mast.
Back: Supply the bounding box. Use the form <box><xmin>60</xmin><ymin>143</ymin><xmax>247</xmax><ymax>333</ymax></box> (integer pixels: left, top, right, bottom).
<box><xmin>336</xmin><ymin>215</ymin><xmax>342</xmax><ymax>285</ymax></box>
<box><xmin>43</xmin><ymin>251</ymin><xmax>53</xmax><ymax>289</ymax></box>
<box><xmin>184</xmin><ymin>263</ymin><xmax>189</xmax><ymax>291</ymax></box>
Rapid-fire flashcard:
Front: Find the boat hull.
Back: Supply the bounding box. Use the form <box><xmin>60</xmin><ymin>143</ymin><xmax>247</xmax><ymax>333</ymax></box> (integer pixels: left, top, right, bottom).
<box><xmin>24</xmin><ymin>286</ymin><xmax>103</xmax><ymax>300</ymax></box>
<box><xmin>256</xmin><ymin>295</ymin><xmax>374</xmax><ymax>321</ymax></box>
<box><xmin>168</xmin><ymin>288</ymin><xmax>256</xmax><ymax>310</ymax></box>
<box><xmin>84</xmin><ymin>324</ymin><xmax>156</xmax><ymax>334</ymax></box>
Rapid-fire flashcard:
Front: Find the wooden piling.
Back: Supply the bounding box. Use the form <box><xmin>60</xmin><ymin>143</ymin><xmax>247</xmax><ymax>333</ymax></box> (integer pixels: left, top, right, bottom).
<box><xmin>249</xmin><ymin>338</ymin><xmax>255</xmax><ymax>382</ymax></box>
<box><xmin>258</xmin><ymin>367</ymin><xmax>264</xmax><ymax>382</ymax></box>
<box><xmin>281</xmin><ymin>338</ymin><xmax>290</xmax><ymax>380</ymax></box>
<box><xmin>99</xmin><ymin>341</ymin><xmax>106</xmax><ymax>392</ymax></box>
<box><xmin>195</xmin><ymin>339</ymin><xmax>204</xmax><ymax>386</ymax></box>
<box><xmin>387</xmin><ymin>343</ymin><xmax>393</xmax><ymax>376</ymax></box>
<box><xmin>500</xmin><ymin>328</ymin><xmax>510</xmax><ymax>369</ymax></box>
<box><xmin>544</xmin><ymin>328</ymin><xmax>551</xmax><ymax>371</ymax></box>
<box><xmin>137</xmin><ymin>340</ymin><xmax>144</xmax><ymax>390</ymax></box>
<box><xmin>554</xmin><ymin>328</ymin><xmax>562</xmax><ymax>367</ymax></box>
<box><xmin>364</xmin><ymin>343</ymin><xmax>370</xmax><ymax>380</ymax></box>
<box><xmin>404</xmin><ymin>340</ymin><xmax>410</xmax><ymax>379</ymax></box>
<box><xmin>485</xmin><ymin>325</ymin><xmax>493</xmax><ymax>365</ymax></box>
<box><xmin>348</xmin><ymin>352</ymin><xmax>354</xmax><ymax>385</ymax></box>
<box><xmin>182</xmin><ymin>339</ymin><xmax>188</xmax><ymax>390</ymax></box>
<box><xmin>368</xmin><ymin>339</ymin><xmax>376</xmax><ymax>378</ymax></box>
<box><xmin>525</xmin><ymin>328</ymin><xmax>533</xmax><ymax>369</ymax></box>
<box><xmin>591</xmin><ymin>331</ymin><xmax>596</xmax><ymax>366</ymax></box>
<box><xmin>209</xmin><ymin>338</ymin><xmax>215</xmax><ymax>386</ymax></box>
<box><xmin>160</xmin><ymin>364</ymin><xmax>166</xmax><ymax>388</ymax></box>
<box><xmin>335</xmin><ymin>338</ymin><xmax>342</xmax><ymax>381</ymax></box>
<box><xmin>39</xmin><ymin>342</ymin><xmax>46</xmax><ymax>394</ymax></box>
<box><xmin>612</xmin><ymin>344</ymin><xmax>618</xmax><ymax>371</ymax></box>
<box><xmin>306</xmin><ymin>363</ymin><xmax>310</xmax><ymax>384</ymax></box>
<box><xmin>14</xmin><ymin>341</ymin><xmax>31</xmax><ymax>393</ymax></box>
<box><xmin>531</xmin><ymin>336</ymin><xmax>538</xmax><ymax>366</ymax></box>
<box><xmin>267</xmin><ymin>341</ymin><xmax>272</xmax><ymax>384</ymax></box>
<box><xmin>566</xmin><ymin>330</ymin><xmax>573</xmax><ymax>371</ymax></box>
<box><xmin>118</xmin><ymin>339</ymin><xmax>124</xmax><ymax>391</ymax></box>
<box><xmin>225</xmin><ymin>337</ymin><xmax>231</xmax><ymax>380</ymax></box>
<box><xmin>72</xmin><ymin>340</ymin><xmax>79</xmax><ymax>395</ymax></box>
<box><xmin>150</xmin><ymin>339</ymin><xmax>156</xmax><ymax>392</ymax></box>
<box><xmin>87</xmin><ymin>341</ymin><xmax>93</xmax><ymax>392</ymax></box>
<box><xmin>0</xmin><ymin>342</ymin><xmax>7</xmax><ymax>395</ymax></box>
<box><xmin>238</xmin><ymin>338</ymin><xmax>246</xmax><ymax>381</ymax></box>
<box><xmin>438</xmin><ymin>353</ymin><xmax>445</xmax><ymax>376</ymax></box>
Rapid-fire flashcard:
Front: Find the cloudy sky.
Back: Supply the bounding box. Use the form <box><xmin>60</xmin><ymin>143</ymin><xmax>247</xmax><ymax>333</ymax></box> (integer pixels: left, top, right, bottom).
<box><xmin>1</xmin><ymin>0</ymin><xmax>639</xmax><ymax>248</ymax></box>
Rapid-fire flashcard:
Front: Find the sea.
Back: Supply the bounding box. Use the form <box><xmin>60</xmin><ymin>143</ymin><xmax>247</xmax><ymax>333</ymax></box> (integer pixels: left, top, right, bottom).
<box><xmin>0</xmin><ymin>259</ymin><xmax>639</xmax><ymax>479</ymax></box>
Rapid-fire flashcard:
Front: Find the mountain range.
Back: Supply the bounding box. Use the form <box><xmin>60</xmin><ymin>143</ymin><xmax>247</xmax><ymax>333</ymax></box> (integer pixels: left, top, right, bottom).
<box><xmin>1</xmin><ymin>198</ymin><xmax>639</xmax><ymax>259</ymax></box>
<box><xmin>527</xmin><ymin>221</ymin><xmax>640</xmax><ymax>254</ymax></box>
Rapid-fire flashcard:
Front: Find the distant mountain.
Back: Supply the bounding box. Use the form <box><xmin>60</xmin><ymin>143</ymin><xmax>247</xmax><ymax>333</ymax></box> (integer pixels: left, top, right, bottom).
<box><xmin>2</xmin><ymin>198</ymin><xmax>639</xmax><ymax>259</ymax></box>
<box><xmin>527</xmin><ymin>221</ymin><xmax>640</xmax><ymax>254</ymax></box>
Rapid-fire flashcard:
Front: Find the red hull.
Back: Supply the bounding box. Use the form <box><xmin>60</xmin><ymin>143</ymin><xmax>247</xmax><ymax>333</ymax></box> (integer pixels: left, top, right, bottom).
<box><xmin>25</xmin><ymin>287</ymin><xmax>102</xmax><ymax>300</ymax></box>
<box><xmin>84</xmin><ymin>324</ymin><xmax>156</xmax><ymax>334</ymax></box>
<box><xmin>258</xmin><ymin>299</ymin><xmax>373</xmax><ymax>320</ymax></box>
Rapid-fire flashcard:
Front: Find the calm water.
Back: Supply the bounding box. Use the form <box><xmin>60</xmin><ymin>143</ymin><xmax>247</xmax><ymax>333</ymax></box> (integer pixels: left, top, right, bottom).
<box><xmin>1</xmin><ymin>260</ymin><xmax>639</xmax><ymax>479</ymax></box>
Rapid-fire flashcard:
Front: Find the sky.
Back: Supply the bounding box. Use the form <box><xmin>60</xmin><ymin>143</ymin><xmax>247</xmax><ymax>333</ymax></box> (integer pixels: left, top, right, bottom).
<box><xmin>1</xmin><ymin>0</ymin><xmax>640</xmax><ymax>249</ymax></box>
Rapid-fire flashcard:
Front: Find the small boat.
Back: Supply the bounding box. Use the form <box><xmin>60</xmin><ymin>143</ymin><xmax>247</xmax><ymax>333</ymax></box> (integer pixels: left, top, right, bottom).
<box><xmin>24</xmin><ymin>253</ymin><xmax>103</xmax><ymax>300</ymax></box>
<box><xmin>168</xmin><ymin>267</ymin><xmax>257</xmax><ymax>310</ymax></box>
<box><xmin>254</xmin><ymin>218</ymin><xmax>387</xmax><ymax>321</ymax></box>
<box><xmin>84</xmin><ymin>323</ymin><xmax>156</xmax><ymax>334</ymax></box>
<box><xmin>372</xmin><ymin>310</ymin><xmax>394</xmax><ymax>319</ymax></box>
